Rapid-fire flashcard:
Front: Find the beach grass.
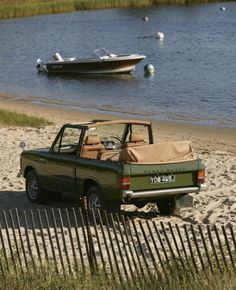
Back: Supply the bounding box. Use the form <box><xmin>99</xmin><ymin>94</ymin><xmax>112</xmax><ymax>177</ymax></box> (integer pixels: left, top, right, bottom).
<box><xmin>0</xmin><ymin>108</ymin><xmax>52</xmax><ymax>127</ymax></box>
<box><xmin>0</xmin><ymin>256</ymin><xmax>236</xmax><ymax>290</ymax></box>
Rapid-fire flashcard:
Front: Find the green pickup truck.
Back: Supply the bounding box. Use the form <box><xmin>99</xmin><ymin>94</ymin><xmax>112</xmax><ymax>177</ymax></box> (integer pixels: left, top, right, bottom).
<box><xmin>20</xmin><ymin>119</ymin><xmax>206</xmax><ymax>215</ymax></box>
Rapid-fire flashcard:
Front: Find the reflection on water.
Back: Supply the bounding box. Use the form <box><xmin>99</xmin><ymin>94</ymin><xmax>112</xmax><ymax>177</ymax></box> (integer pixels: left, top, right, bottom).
<box><xmin>45</xmin><ymin>72</ymin><xmax>136</xmax><ymax>82</ymax></box>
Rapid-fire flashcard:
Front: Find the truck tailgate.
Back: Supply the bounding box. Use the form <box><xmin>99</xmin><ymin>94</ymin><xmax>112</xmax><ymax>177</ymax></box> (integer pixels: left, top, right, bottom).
<box><xmin>126</xmin><ymin>159</ymin><xmax>201</xmax><ymax>192</ymax></box>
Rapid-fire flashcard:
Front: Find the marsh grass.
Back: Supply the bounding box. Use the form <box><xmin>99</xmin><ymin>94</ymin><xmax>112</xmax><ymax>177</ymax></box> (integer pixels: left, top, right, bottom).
<box><xmin>0</xmin><ymin>0</ymin><xmax>224</xmax><ymax>20</ymax></box>
<box><xmin>0</xmin><ymin>0</ymin><xmax>226</xmax><ymax>19</ymax></box>
<box><xmin>0</xmin><ymin>108</ymin><xmax>52</xmax><ymax>127</ymax></box>
<box><xmin>0</xmin><ymin>0</ymin><xmax>231</xmax><ymax>19</ymax></box>
<box><xmin>0</xmin><ymin>0</ymin><xmax>153</xmax><ymax>19</ymax></box>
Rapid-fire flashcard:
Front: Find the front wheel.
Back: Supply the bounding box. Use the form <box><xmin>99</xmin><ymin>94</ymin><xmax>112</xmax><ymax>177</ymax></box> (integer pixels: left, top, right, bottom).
<box><xmin>156</xmin><ymin>198</ymin><xmax>179</xmax><ymax>216</ymax></box>
<box><xmin>26</xmin><ymin>170</ymin><xmax>45</xmax><ymax>203</ymax></box>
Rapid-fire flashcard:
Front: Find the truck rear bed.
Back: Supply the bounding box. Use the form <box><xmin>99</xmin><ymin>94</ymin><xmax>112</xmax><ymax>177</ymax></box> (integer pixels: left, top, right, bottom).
<box><xmin>122</xmin><ymin>158</ymin><xmax>205</xmax><ymax>202</ymax></box>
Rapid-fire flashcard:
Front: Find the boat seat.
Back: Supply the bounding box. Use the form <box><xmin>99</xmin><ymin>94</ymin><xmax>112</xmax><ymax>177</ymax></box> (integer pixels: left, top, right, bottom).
<box><xmin>52</xmin><ymin>52</ymin><xmax>64</xmax><ymax>62</ymax></box>
<box><xmin>81</xmin><ymin>135</ymin><xmax>105</xmax><ymax>159</ymax></box>
<box><xmin>122</xmin><ymin>132</ymin><xmax>146</xmax><ymax>148</ymax></box>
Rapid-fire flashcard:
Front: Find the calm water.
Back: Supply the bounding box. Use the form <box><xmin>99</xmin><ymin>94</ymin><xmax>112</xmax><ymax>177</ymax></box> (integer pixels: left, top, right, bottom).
<box><xmin>0</xmin><ymin>3</ymin><xmax>236</xmax><ymax>127</ymax></box>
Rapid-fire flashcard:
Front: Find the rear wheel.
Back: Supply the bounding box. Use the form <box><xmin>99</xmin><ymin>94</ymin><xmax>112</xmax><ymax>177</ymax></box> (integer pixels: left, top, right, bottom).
<box><xmin>87</xmin><ymin>186</ymin><xmax>120</xmax><ymax>214</ymax></box>
<box><xmin>156</xmin><ymin>198</ymin><xmax>179</xmax><ymax>216</ymax></box>
<box><xmin>87</xmin><ymin>186</ymin><xmax>103</xmax><ymax>212</ymax></box>
<box><xmin>26</xmin><ymin>170</ymin><xmax>45</xmax><ymax>203</ymax></box>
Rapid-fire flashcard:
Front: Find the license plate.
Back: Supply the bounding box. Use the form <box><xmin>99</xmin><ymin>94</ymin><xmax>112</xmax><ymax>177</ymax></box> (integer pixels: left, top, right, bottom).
<box><xmin>150</xmin><ymin>175</ymin><xmax>176</xmax><ymax>184</ymax></box>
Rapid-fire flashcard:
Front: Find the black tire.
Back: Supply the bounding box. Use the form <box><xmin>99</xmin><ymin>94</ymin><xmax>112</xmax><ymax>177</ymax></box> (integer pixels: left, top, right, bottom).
<box><xmin>87</xmin><ymin>186</ymin><xmax>104</xmax><ymax>212</ymax></box>
<box><xmin>156</xmin><ymin>198</ymin><xmax>179</xmax><ymax>216</ymax></box>
<box><xmin>133</xmin><ymin>201</ymin><xmax>147</xmax><ymax>209</ymax></box>
<box><xmin>87</xmin><ymin>186</ymin><xmax>120</xmax><ymax>213</ymax></box>
<box><xmin>26</xmin><ymin>170</ymin><xmax>45</xmax><ymax>203</ymax></box>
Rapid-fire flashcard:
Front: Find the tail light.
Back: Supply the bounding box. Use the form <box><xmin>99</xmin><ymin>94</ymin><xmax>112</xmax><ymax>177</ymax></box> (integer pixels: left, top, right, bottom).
<box><xmin>198</xmin><ymin>170</ymin><xmax>205</xmax><ymax>184</ymax></box>
<box><xmin>120</xmin><ymin>176</ymin><xmax>131</xmax><ymax>190</ymax></box>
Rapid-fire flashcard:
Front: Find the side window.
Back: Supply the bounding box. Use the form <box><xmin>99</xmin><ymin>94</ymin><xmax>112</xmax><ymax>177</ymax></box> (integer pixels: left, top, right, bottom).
<box><xmin>52</xmin><ymin>127</ymin><xmax>82</xmax><ymax>155</ymax></box>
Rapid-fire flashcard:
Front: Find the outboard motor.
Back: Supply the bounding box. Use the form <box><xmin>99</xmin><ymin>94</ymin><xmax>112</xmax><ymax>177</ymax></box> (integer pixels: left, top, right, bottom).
<box><xmin>52</xmin><ymin>52</ymin><xmax>64</xmax><ymax>61</ymax></box>
<box><xmin>36</xmin><ymin>59</ymin><xmax>47</xmax><ymax>73</ymax></box>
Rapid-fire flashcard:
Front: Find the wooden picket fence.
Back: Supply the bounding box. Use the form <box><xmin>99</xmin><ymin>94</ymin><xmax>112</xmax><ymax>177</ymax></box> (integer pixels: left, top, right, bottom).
<box><xmin>0</xmin><ymin>207</ymin><xmax>236</xmax><ymax>281</ymax></box>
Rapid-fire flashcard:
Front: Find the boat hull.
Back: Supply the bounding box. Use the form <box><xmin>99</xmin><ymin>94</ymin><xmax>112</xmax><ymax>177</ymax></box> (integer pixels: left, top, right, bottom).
<box><xmin>44</xmin><ymin>56</ymin><xmax>145</xmax><ymax>74</ymax></box>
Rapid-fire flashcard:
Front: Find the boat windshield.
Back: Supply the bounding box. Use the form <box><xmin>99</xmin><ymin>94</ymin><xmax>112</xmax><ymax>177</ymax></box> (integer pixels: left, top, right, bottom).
<box><xmin>94</xmin><ymin>48</ymin><xmax>117</xmax><ymax>59</ymax></box>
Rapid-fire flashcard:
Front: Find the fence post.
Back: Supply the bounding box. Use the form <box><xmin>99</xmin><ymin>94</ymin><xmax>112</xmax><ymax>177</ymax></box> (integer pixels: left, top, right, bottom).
<box><xmin>83</xmin><ymin>197</ymin><xmax>96</xmax><ymax>273</ymax></box>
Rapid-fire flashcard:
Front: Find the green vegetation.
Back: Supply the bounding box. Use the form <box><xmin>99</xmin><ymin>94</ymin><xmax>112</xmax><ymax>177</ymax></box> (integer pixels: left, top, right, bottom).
<box><xmin>0</xmin><ymin>108</ymin><xmax>51</xmax><ymax>127</ymax></box>
<box><xmin>0</xmin><ymin>0</ymin><xmax>219</xmax><ymax>20</ymax></box>
<box><xmin>0</xmin><ymin>0</ymin><xmax>150</xmax><ymax>19</ymax></box>
<box><xmin>0</xmin><ymin>262</ymin><xmax>116</xmax><ymax>290</ymax></box>
<box><xmin>0</xmin><ymin>257</ymin><xmax>236</xmax><ymax>290</ymax></box>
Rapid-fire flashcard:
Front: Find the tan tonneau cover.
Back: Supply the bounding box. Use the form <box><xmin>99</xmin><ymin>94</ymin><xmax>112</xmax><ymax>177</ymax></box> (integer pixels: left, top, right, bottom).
<box><xmin>118</xmin><ymin>140</ymin><xmax>196</xmax><ymax>164</ymax></box>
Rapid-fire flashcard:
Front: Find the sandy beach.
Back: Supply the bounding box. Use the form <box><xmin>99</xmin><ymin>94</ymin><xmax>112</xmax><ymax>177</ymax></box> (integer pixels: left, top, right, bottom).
<box><xmin>0</xmin><ymin>96</ymin><xmax>235</xmax><ymax>227</ymax></box>
<box><xmin>0</xmin><ymin>94</ymin><xmax>235</xmax><ymax>278</ymax></box>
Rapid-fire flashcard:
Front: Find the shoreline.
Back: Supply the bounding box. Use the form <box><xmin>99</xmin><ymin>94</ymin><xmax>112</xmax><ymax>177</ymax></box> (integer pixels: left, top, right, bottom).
<box><xmin>0</xmin><ymin>94</ymin><xmax>236</xmax><ymax>153</ymax></box>
<box><xmin>0</xmin><ymin>1</ymin><xmax>232</xmax><ymax>20</ymax></box>
<box><xmin>1</xmin><ymin>91</ymin><xmax>235</xmax><ymax>130</ymax></box>
<box><xmin>0</xmin><ymin>93</ymin><xmax>236</xmax><ymax>153</ymax></box>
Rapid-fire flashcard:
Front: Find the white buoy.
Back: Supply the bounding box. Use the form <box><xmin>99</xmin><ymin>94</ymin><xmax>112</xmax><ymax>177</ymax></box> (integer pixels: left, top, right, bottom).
<box><xmin>143</xmin><ymin>16</ymin><xmax>149</xmax><ymax>22</ymax></box>
<box><xmin>220</xmin><ymin>6</ymin><xmax>226</xmax><ymax>11</ymax></box>
<box><xmin>156</xmin><ymin>32</ymin><xmax>164</xmax><ymax>41</ymax></box>
<box><xmin>144</xmin><ymin>64</ymin><xmax>155</xmax><ymax>76</ymax></box>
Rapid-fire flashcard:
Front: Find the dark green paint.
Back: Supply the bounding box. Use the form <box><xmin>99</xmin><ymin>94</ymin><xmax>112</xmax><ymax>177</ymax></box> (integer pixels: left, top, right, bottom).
<box><xmin>21</xmin><ymin>121</ymin><xmax>205</xmax><ymax>204</ymax></box>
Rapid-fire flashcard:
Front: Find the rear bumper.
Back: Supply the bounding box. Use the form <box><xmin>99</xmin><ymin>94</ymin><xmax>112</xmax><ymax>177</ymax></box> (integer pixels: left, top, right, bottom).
<box><xmin>122</xmin><ymin>184</ymin><xmax>207</xmax><ymax>201</ymax></box>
